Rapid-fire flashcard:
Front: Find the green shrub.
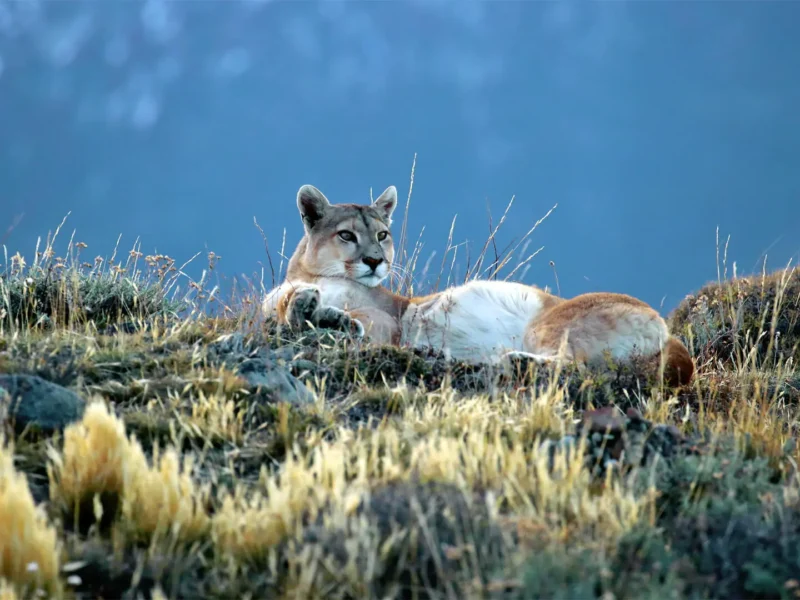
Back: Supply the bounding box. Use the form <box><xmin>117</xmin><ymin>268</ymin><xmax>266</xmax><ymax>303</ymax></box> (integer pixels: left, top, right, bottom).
<box><xmin>0</xmin><ymin>269</ymin><xmax>183</xmax><ymax>331</ymax></box>
<box><xmin>670</xmin><ymin>267</ymin><xmax>800</xmax><ymax>369</ymax></box>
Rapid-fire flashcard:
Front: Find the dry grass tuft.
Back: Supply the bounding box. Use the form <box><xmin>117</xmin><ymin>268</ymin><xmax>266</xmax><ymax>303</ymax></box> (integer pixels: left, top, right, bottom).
<box><xmin>47</xmin><ymin>400</ymin><xmax>130</xmax><ymax>531</ymax></box>
<box><xmin>0</xmin><ymin>581</ymin><xmax>18</xmax><ymax>600</ymax></box>
<box><xmin>0</xmin><ymin>437</ymin><xmax>62</xmax><ymax>597</ymax></box>
<box><xmin>121</xmin><ymin>442</ymin><xmax>211</xmax><ymax>544</ymax></box>
<box><xmin>47</xmin><ymin>400</ymin><xmax>130</xmax><ymax>532</ymax></box>
<box><xmin>46</xmin><ymin>399</ymin><xmax>212</xmax><ymax>548</ymax></box>
<box><xmin>174</xmin><ymin>390</ymin><xmax>247</xmax><ymax>446</ymax></box>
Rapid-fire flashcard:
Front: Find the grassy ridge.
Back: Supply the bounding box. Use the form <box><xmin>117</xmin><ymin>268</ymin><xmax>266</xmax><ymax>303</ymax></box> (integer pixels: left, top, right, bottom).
<box><xmin>1</xmin><ymin>218</ymin><xmax>800</xmax><ymax>599</ymax></box>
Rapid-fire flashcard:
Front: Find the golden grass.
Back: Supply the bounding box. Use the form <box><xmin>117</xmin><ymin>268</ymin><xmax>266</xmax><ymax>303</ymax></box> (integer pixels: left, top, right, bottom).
<box><xmin>0</xmin><ymin>581</ymin><xmax>19</xmax><ymax>600</ymax></box>
<box><xmin>121</xmin><ymin>442</ymin><xmax>211</xmax><ymax>545</ymax></box>
<box><xmin>211</xmin><ymin>389</ymin><xmax>651</xmax><ymax>577</ymax></box>
<box><xmin>46</xmin><ymin>399</ymin><xmax>212</xmax><ymax>550</ymax></box>
<box><xmin>0</xmin><ymin>437</ymin><xmax>61</xmax><ymax>596</ymax></box>
<box><xmin>47</xmin><ymin>400</ymin><xmax>130</xmax><ymax>528</ymax></box>
<box><xmin>175</xmin><ymin>390</ymin><xmax>247</xmax><ymax>446</ymax></box>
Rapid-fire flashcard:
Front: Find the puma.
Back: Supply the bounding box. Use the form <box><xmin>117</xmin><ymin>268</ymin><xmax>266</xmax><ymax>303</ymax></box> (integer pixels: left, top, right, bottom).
<box><xmin>263</xmin><ymin>185</ymin><xmax>694</xmax><ymax>387</ymax></box>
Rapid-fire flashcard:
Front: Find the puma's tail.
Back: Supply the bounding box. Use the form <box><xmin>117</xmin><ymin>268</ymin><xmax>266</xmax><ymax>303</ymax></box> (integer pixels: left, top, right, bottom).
<box><xmin>657</xmin><ymin>335</ymin><xmax>695</xmax><ymax>388</ymax></box>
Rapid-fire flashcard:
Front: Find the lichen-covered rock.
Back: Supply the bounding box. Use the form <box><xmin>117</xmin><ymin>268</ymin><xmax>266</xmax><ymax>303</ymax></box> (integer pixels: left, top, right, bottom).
<box><xmin>669</xmin><ymin>267</ymin><xmax>800</xmax><ymax>368</ymax></box>
<box><xmin>0</xmin><ymin>373</ymin><xmax>86</xmax><ymax>433</ymax></box>
<box><xmin>236</xmin><ymin>357</ymin><xmax>315</xmax><ymax>405</ymax></box>
<box><xmin>207</xmin><ymin>333</ymin><xmax>315</xmax><ymax>405</ymax></box>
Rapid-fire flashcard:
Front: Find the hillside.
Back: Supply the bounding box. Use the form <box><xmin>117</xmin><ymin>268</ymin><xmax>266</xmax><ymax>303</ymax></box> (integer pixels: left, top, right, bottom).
<box><xmin>1</xmin><ymin>244</ymin><xmax>800</xmax><ymax>600</ymax></box>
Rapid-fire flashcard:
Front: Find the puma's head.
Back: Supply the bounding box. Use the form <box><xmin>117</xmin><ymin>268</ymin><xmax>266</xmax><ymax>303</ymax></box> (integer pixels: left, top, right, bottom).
<box><xmin>289</xmin><ymin>184</ymin><xmax>398</xmax><ymax>287</ymax></box>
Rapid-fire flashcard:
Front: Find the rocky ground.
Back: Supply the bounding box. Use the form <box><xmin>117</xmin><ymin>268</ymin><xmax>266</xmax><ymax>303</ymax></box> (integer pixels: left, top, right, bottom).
<box><xmin>1</xmin><ymin>258</ymin><xmax>800</xmax><ymax>599</ymax></box>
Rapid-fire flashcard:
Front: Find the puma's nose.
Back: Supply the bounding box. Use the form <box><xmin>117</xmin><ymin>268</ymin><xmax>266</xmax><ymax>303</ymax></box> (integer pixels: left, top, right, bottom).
<box><xmin>362</xmin><ymin>256</ymin><xmax>384</xmax><ymax>271</ymax></box>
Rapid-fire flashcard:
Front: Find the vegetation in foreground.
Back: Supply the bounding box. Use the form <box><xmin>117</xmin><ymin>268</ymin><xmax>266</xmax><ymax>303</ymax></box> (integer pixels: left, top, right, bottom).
<box><xmin>1</xmin><ymin>215</ymin><xmax>800</xmax><ymax>600</ymax></box>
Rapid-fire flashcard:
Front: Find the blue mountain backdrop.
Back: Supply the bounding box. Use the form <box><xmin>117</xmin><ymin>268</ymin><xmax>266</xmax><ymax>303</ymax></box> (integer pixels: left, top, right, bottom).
<box><xmin>2</xmin><ymin>0</ymin><xmax>799</xmax><ymax>313</ymax></box>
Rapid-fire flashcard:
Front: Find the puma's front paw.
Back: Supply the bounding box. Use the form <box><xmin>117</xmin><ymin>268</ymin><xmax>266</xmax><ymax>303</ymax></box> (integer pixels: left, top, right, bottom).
<box><xmin>286</xmin><ymin>285</ymin><xmax>321</xmax><ymax>329</ymax></box>
<box><xmin>502</xmin><ymin>350</ymin><xmax>558</xmax><ymax>366</ymax></box>
<box><xmin>314</xmin><ymin>306</ymin><xmax>365</xmax><ymax>338</ymax></box>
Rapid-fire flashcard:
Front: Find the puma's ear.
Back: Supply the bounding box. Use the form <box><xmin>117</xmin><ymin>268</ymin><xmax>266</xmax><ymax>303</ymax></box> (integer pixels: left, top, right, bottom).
<box><xmin>372</xmin><ymin>186</ymin><xmax>398</xmax><ymax>224</ymax></box>
<box><xmin>297</xmin><ymin>185</ymin><xmax>331</xmax><ymax>231</ymax></box>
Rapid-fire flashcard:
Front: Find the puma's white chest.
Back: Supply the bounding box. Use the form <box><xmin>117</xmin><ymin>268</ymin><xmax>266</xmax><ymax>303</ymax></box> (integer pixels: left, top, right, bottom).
<box><xmin>401</xmin><ymin>279</ymin><xmax>548</xmax><ymax>362</ymax></box>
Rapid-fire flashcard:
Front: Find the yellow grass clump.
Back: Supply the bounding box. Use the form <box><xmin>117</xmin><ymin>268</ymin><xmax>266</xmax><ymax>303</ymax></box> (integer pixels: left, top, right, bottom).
<box><xmin>0</xmin><ymin>438</ymin><xmax>62</xmax><ymax>596</ymax></box>
<box><xmin>175</xmin><ymin>389</ymin><xmax>246</xmax><ymax>445</ymax></box>
<box><xmin>212</xmin><ymin>438</ymin><xmax>372</xmax><ymax>563</ymax></box>
<box><xmin>121</xmin><ymin>442</ymin><xmax>211</xmax><ymax>544</ymax></box>
<box><xmin>47</xmin><ymin>399</ymin><xmax>211</xmax><ymax>545</ymax></box>
<box><xmin>0</xmin><ymin>581</ymin><xmax>18</xmax><ymax>600</ymax></box>
<box><xmin>47</xmin><ymin>399</ymin><xmax>131</xmax><ymax>527</ymax></box>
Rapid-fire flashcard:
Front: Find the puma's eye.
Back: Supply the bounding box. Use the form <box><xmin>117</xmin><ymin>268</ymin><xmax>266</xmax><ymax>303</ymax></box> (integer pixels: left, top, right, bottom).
<box><xmin>338</xmin><ymin>230</ymin><xmax>357</xmax><ymax>242</ymax></box>
<box><xmin>377</xmin><ymin>231</ymin><xmax>389</xmax><ymax>241</ymax></box>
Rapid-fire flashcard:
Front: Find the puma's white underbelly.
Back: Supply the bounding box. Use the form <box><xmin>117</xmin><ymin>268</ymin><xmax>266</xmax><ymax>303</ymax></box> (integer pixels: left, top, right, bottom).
<box><xmin>401</xmin><ymin>279</ymin><xmax>546</xmax><ymax>363</ymax></box>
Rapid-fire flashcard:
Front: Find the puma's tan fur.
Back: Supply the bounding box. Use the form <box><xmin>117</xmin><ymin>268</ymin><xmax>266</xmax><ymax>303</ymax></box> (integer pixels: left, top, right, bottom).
<box><xmin>263</xmin><ymin>185</ymin><xmax>694</xmax><ymax>387</ymax></box>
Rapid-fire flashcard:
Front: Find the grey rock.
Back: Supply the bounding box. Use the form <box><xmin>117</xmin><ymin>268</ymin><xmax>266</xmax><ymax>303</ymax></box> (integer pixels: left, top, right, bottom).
<box><xmin>208</xmin><ymin>332</ymin><xmax>249</xmax><ymax>357</ymax></box>
<box><xmin>271</xmin><ymin>345</ymin><xmax>299</xmax><ymax>362</ymax></box>
<box><xmin>206</xmin><ymin>332</ymin><xmax>317</xmax><ymax>405</ymax></box>
<box><xmin>237</xmin><ymin>357</ymin><xmax>314</xmax><ymax>405</ymax></box>
<box><xmin>0</xmin><ymin>374</ymin><xmax>86</xmax><ymax>433</ymax></box>
<box><xmin>290</xmin><ymin>358</ymin><xmax>320</xmax><ymax>372</ymax></box>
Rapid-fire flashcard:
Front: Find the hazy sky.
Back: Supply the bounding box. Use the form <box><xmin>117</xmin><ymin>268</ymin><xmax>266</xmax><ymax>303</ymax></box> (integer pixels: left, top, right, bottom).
<box><xmin>1</xmin><ymin>0</ymin><xmax>799</xmax><ymax>314</ymax></box>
